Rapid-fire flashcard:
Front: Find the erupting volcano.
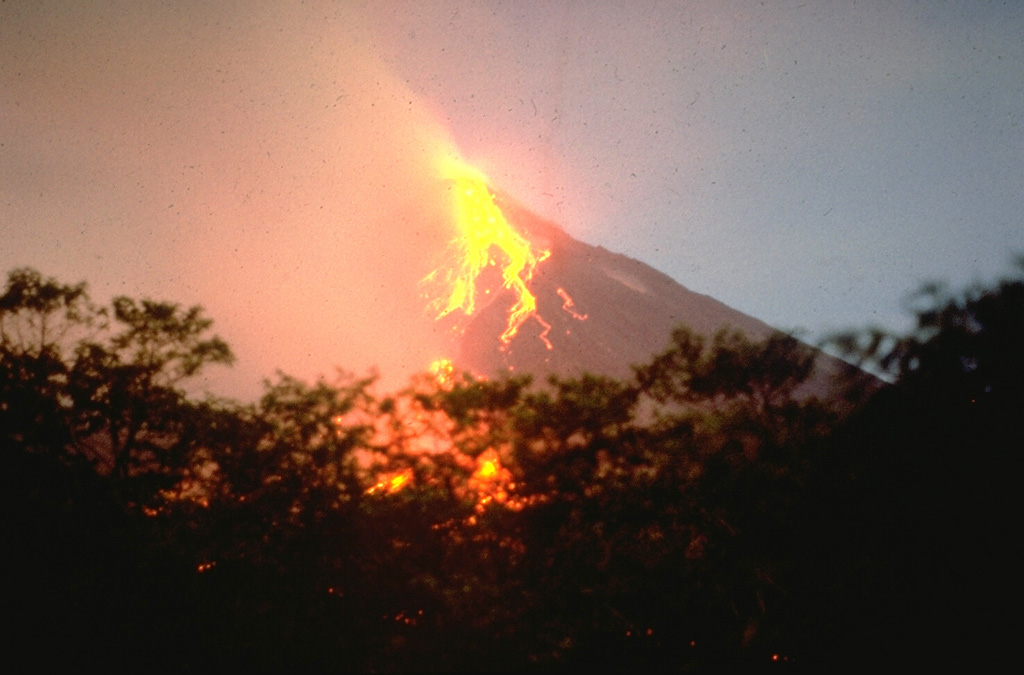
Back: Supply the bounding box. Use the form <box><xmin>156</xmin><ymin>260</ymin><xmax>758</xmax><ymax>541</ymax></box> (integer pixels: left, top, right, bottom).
<box><xmin>424</xmin><ymin>158</ymin><xmax>552</xmax><ymax>344</ymax></box>
<box><xmin>421</xmin><ymin>158</ymin><xmax>807</xmax><ymax>385</ymax></box>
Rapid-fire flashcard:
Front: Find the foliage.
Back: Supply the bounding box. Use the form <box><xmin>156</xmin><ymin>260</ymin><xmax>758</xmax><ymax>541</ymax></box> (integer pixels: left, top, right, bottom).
<box><xmin>822</xmin><ymin>259</ymin><xmax>1024</xmax><ymax>662</ymax></box>
<box><xmin>6</xmin><ymin>261</ymin><xmax>1022</xmax><ymax>670</ymax></box>
<box><xmin>1</xmin><ymin>268</ymin><xmax>233</xmax><ymax>498</ymax></box>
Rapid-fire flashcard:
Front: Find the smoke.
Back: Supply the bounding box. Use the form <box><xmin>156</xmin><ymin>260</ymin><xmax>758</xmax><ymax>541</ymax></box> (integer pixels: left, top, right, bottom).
<box><xmin>2</xmin><ymin>2</ymin><xmax>470</xmax><ymax>398</ymax></box>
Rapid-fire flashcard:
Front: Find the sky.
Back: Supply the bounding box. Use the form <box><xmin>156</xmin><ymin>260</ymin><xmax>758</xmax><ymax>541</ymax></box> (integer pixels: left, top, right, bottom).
<box><xmin>3</xmin><ymin>1</ymin><xmax>1022</xmax><ymax>400</ymax></box>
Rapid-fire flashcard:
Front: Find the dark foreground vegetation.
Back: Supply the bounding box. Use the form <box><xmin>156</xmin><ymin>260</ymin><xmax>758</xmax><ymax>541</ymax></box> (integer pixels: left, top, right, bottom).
<box><xmin>3</xmin><ymin>263</ymin><xmax>1021</xmax><ymax>670</ymax></box>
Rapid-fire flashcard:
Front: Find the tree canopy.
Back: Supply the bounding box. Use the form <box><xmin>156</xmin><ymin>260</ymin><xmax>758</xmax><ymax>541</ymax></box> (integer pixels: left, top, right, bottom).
<box><xmin>4</xmin><ymin>262</ymin><xmax>1021</xmax><ymax>670</ymax></box>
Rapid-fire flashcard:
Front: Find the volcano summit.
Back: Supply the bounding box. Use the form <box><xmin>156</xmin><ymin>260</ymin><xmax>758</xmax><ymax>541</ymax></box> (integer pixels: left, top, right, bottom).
<box><xmin>430</xmin><ymin>188</ymin><xmax>846</xmax><ymax>391</ymax></box>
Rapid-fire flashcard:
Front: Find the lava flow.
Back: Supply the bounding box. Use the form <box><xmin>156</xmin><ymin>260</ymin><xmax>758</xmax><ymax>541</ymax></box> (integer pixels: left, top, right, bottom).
<box><xmin>424</xmin><ymin>157</ymin><xmax>551</xmax><ymax>346</ymax></box>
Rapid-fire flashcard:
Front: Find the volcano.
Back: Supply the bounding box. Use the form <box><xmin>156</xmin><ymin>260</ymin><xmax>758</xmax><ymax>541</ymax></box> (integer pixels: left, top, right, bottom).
<box><xmin>445</xmin><ymin>191</ymin><xmax>851</xmax><ymax>392</ymax></box>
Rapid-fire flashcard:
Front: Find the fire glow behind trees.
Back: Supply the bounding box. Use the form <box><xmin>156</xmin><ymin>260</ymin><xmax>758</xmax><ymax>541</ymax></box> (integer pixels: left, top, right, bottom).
<box><xmin>7</xmin><ymin>263</ymin><xmax>1022</xmax><ymax>669</ymax></box>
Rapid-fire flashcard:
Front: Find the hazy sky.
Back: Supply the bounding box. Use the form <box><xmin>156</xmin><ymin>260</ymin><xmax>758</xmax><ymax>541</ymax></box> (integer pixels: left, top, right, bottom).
<box><xmin>3</xmin><ymin>1</ymin><xmax>1022</xmax><ymax>399</ymax></box>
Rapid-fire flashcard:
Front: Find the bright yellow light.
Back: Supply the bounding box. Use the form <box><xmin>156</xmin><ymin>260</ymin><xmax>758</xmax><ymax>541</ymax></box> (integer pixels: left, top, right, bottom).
<box><xmin>428</xmin><ymin>357</ymin><xmax>455</xmax><ymax>389</ymax></box>
<box><xmin>476</xmin><ymin>457</ymin><xmax>499</xmax><ymax>480</ymax></box>
<box><xmin>366</xmin><ymin>469</ymin><xmax>412</xmax><ymax>495</ymax></box>
<box><xmin>426</xmin><ymin>157</ymin><xmax>550</xmax><ymax>344</ymax></box>
<box><xmin>388</xmin><ymin>472</ymin><xmax>410</xmax><ymax>491</ymax></box>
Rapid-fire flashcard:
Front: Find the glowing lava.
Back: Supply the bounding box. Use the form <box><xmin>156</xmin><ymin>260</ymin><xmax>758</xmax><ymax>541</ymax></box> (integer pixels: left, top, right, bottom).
<box><xmin>425</xmin><ymin>157</ymin><xmax>551</xmax><ymax>345</ymax></box>
<box><xmin>556</xmin><ymin>287</ymin><xmax>588</xmax><ymax>321</ymax></box>
<box><xmin>428</xmin><ymin>357</ymin><xmax>455</xmax><ymax>389</ymax></box>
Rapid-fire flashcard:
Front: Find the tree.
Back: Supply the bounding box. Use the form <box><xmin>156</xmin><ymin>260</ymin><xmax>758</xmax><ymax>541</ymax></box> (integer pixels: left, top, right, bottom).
<box><xmin>0</xmin><ymin>268</ymin><xmax>100</xmax><ymax>452</ymax></box>
<box><xmin>635</xmin><ymin>327</ymin><xmax>816</xmax><ymax>412</ymax></box>
<box><xmin>821</xmin><ymin>258</ymin><xmax>1024</xmax><ymax>666</ymax></box>
<box><xmin>1</xmin><ymin>268</ymin><xmax>233</xmax><ymax>501</ymax></box>
<box><xmin>1</xmin><ymin>269</ymin><xmax>233</xmax><ymax>667</ymax></box>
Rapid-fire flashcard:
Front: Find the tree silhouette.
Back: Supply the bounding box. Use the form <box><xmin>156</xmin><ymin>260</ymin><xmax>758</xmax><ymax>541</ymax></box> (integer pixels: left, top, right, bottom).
<box><xmin>7</xmin><ymin>261</ymin><xmax>1022</xmax><ymax>670</ymax></box>
<box><xmin>0</xmin><ymin>268</ymin><xmax>99</xmax><ymax>453</ymax></box>
<box><xmin>1</xmin><ymin>268</ymin><xmax>235</xmax><ymax>667</ymax></box>
<box><xmin>818</xmin><ymin>258</ymin><xmax>1024</xmax><ymax>666</ymax></box>
<box><xmin>1</xmin><ymin>268</ymin><xmax>233</xmax><ymax>504</ymax></box>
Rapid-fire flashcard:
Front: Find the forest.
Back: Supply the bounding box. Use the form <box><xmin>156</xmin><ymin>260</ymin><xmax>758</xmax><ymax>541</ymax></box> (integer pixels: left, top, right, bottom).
<box><xmin>3</xmin><ymin>263</ymin><xmax>1021</xmax><ymax>671</ymax></box>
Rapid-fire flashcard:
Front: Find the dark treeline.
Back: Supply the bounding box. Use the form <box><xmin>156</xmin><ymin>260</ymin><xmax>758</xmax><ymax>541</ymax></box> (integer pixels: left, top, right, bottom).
<box><xmin>3</xmin><ymin>263</ymin><xmax>1021</xmax><ymax>671</ymax></box>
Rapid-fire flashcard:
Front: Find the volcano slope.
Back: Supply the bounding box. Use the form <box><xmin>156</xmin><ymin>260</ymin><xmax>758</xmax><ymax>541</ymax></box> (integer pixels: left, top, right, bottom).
<box><xmin>452</xmin><ymin>193</ymin><xmax>854</xmax><ymax>396</ymax></box>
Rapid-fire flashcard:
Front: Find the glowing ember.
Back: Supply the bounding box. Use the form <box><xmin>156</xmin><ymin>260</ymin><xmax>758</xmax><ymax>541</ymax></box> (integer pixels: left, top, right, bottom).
<box><xmin>425</xmin><ymin>157</ymin><xmax>551</xmax><ymax>345</ymax></box>
<box><xmin>556</xmin><ymin>287</ymin><xmax>588</xmax><ymax>321</ymax></box>
<box><xmin>535</xmin><ymin>315</ymin><xmax>553</xmax><ymax>350</ymax></box>
<box><xmin>468</xmin><ymin>449</ymin><xmax>526</xmax><ymax>512</ymax></box>
<box><xmin>366</xmin><ymin>469</ymin><xmax>412</xmax><ymax>495</ymax></box>
<box><xmin>428</xmin><ymin>357</ymin><xmax>455</xmax><ymax>389</ymax></box>
<box><xmin>475</xmin><ymin>456</ymin><xmax>500</xmax><ymax>480</ymax></box>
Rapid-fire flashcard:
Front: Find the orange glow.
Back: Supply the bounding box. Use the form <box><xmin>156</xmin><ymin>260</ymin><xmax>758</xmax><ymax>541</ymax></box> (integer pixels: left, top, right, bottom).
<box><xmin>476</xmin><ymin>456</ymin><xmax>500</xmax><ymax>480</ymax></box>
<box><xmin>536</xmin><ymin>315</ymin><xmax>554</xmax><ymax>350</ymax></box>
<box><xmin>556</xmin><ymin>287</ymin><xmax>588</xmax><ymax>321</ymax></box>
<box><xmin>468</xmin><ymin>449</ymin><xmax>527</xmax><ymax>512</ymax></box>
<box><xmin>425</xmin><ymin>157</ymin><xmax>551</xmax><ymax>345</ymax></box>
<box><xmin>428</xmin><ymin>357</ymin><xmax>455</xmax><ymax>389</ymax></box>
<box><xmin>392</xmin><ymin>609</ymin><xmax>423</xmax><ymax>626</ymax></box>
<box><xmin>389</xmin><ymin>472</ymin><xmax>411</xmax><ymax>491</ymax></box>
<box><xmin>366</xmin><ymin>469</ymin><xmax>413</xmax><ymax>495</ymax></box>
